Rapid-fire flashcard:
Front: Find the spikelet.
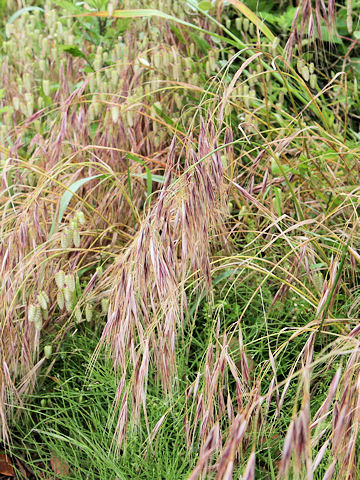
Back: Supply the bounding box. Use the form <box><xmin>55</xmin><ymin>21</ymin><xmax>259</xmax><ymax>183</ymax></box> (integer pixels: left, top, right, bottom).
<box><xmin>64</xmin><ymin>286</ymin><xmax>72</xmax><ymax>304</ymax></box>
<box><xmin>301</xmin><ymin>65</ymin><xmax>309</xmax><ymax>82</ymax></box>
<box><xmin>39</xmin><ymin>59</ymin><xmax>46</xmax><ymax>73</ymax></box>
<box><xmin>34</xmin><ymin>306</ymin><xmax>42</xmax><ymax>330</ymax></box>
<box><xmin>75</xmin><ymin>306</ymin><xmax>82</xmax><ymax>323</ymax></box>
<box><xmin>38</xmin><ymin>292</ymin><xmax>48</xmax><ymax>310</ymax></box>
<box><xmin>94</xmin><ymin>53</ymin><xmax>102</xmax><ymax>72</ymax></box>
<box><xmin>61</xmin><ymin>228</ymin><xmax>72</xmax><ymax>248</ymax></box>
<box><xmin>13</xmin><ymin>97</ymin><xmax>20</xmax><ymax>110</ymax></box>
<box><xmin>57</xmin><ymin>290</ymin><xmax>65</xmax><ymax>310</ymax></box>
<box><xmin>65</xmin><ymin>296</ymin><xmax>73</xmax><ymax>313</ymax></box>
<box><xmin>25</xmin><ymin>93</ymin><xmax>34</xmax><ymax>116</ymax></box>
<box><xmin>55</xmin><ymin>270</ymin><xmax>65</xmax><ymax>290</ymax></box>
<box><xmin>24</xmin><ymin>73</ymin><xmax>31</xmax><ymax>91</ymax></box>
<box><xmin>5</xmin><ymin>23</ymin><xmax>15</xmax><ymax>38</ymax></box>
<box><xmin>34</xmin><ymin>318</ymin><xmax>42</xmax><ymax>331</ymax></box>
<box><xmin>65</xmin><ymin>274</ymin><xmax>75</xmax><ymax>293</ymax></box>
<box><xmin>111</xmin><ymin>106</ymin><xmax>120</xmax><ymax>123</ymax></box>
<box><xmin>73</xmin><ymin>229</ymin><xmax>80</xmax><ymax>248</ymax></box>
<box><xmin>42</xmin><ymin>79</ymin><xmax>50</xmax><ymax>96</ymax></box>
<box><xmin>44</xmin><ymin>345</ymin><xmax>52</xmax><ymax>359</ymax></box>
<box><xmin>101</xmin><ymin>298</ymin><xmax>109</xmax><ymax>315</ymax></box>
<box><xmin>126</xmin><ymin>110</ymin><xmax>134</xmax><ymax>127</ymax></box>
<box><xmin>85</xmin><ymin>303</ymin><xmax>93</xmax><ymax>322</ymax></box>
<box><xmin>310</xmin><ymin>74</ymin><xmax>317</xmax><ymax>89</ymax></box>
<box><xmin>28</xmin><ymin>304</ymin><xmax>36</xmax><ymax>323</ymax></box>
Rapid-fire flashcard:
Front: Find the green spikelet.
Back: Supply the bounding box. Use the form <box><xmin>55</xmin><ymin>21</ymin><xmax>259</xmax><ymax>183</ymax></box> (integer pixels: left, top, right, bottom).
<box><xmin>310</xmin><ymin>74</ymin><xmax>317</xmax><ymax>89</ymax></box>
<box><xmin>85</xmin><ymin>303</ymin><xmax>93</xmax><ymax>322</ymax></box>
<box><xmin>101</xmin><ymin>298</ymin><xmax>109</xmax><ymax>315</ymax></box>
<box><xmin>65</xmin><ymin>296</ymin><xmax>73</xmax><ymax>313</ymax></box>
<box><xmin>55</xmin><ymin>270</ymin><xmax>65</xmax><ymax>290</ymax></box>
<box><xmin>44</xmin><ymin>345</ymin><xmax>52</xmax><ymax>359</ymax></box>
<box><xmin>73</xmin><ymin>229</ymin><xmax>80</xmax><ymax>248</ymax></box>
<box><xmin>64</xmin><ymin>286</ymin><xmax>72</xmax><ymax>304</ymax></box>
<box><xmin>57</xmin><ymin>290</ymin><xmax>65</xmax><ymax>310</ymax></box>
<box><xmin>301</xmin><ymin>65</ymin><xmax>309</xmax><ymax>82</ymax></box>
<box><xmin>126</xmin><ymin>110</ymin><xmax>134</xmax><ymax>127</ymax></box>
<box><xmin>34</xmin><ymin>306</ymin><xmax>42</xmax><ymax>330</ymax></box>
<box><xmin>43</xmin><ymin>79</ymin><xmax>50</xmax><ymax>97</ymax></box>
<box><xmin>111</xmin><ymin>106</ymin><xmax>120</xmax><ymax>123</ymax></box>
<box><xmin>13</xmin><ymin>97</ymin><xmax>20</xmax><ymax>110</ymax></box>
<box><xmin>75</xmin><ymin>306</ymin><xmax>82</xmax><ymax>323</ymax></box>
<box><xmin>76</xmin><ymin>211</ymin><xmax>85</xmax><ymax>226</ymax></box>
<box><xmin>65</xmin><ymin>274</ymin><xmax>75</xmax><ymax>293</ymax></box>
<box><xmin>28</xmin><ymin>304</ymin><xmax>36</xmax><ymax>322</ymax></box>
<box><xmin>38</xmin><ymin>292</ymin><xmax>48</xmax><ymax>310</ymax></box>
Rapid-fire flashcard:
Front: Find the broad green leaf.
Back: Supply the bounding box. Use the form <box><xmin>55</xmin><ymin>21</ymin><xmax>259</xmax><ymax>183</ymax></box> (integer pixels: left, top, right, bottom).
<box><xmin>50</xmin><ymin>174</ymin><xmax>104</xmax><ymax>236</ymax></box>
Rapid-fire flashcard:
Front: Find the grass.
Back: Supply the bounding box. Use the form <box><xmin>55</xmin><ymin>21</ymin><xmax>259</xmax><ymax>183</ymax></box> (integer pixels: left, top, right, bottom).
<box><xmin>0</xmin><ymin>0</ymin><xmax>360</xmax><ymax>478</ymax></box>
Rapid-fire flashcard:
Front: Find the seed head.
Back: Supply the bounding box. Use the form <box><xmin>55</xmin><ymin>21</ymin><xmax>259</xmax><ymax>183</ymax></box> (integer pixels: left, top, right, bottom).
<box><xmin>55</xmin><ymin>270</ymin><xmax>65</xmax><ymax>290</ymax></box>
<box><xmin>57</xmin><ymin>290</ymin><xmax>65</xmax><ymax>310</ymax></box>
<box><xmin>65</xmin><ymin>274</ymin><xmax>75</xmax><ymax>293</ymax></box>
<box><xmin>85</xmin><ymin>303</ymin><xmax>93</xmax><ymax>322</ymax></box>
<box><xmin>28</xmin><ymin>304</ymin><xmax>36</xmax><ymax>323</ymax></box>
<box><xmin>44</xmin><ymin>345</ymin><xmax>52</xmax><ymax>359</ymax></box>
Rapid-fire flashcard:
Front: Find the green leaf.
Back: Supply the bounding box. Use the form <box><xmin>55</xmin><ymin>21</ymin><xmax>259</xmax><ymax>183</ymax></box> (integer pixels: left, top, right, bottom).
<box><xmin>226</xmin><ymin>0</ymin><xmax>277</xmax><ymax>43</ymax></box>
<box><xmin>79</xmin><ymin>8</ymin><xmax>240</xmax><ymax>48</ymax></box>
<box><xmin>198</xmin><ymin>1</ymin><xmax>213</xmax><ymax>11</ymax></box>
<box><xmin>50</xmin><ymin>174</ymin><xmax>104</xmax><ymax>237</ymax></box>
<box><xmin>0</xmin><ymin>106</ymin><xmax>13</xmax><ymax>115</ymax></box>
<box><xmin>58</xmin><ymin>44</ymin><xmax>86</xmax><ymax>59</ymax></box>
<box><xmin>273</xmin><ymin>187</ymin><xmax>282</xmax><ymax>216</ymax></box>
<box><xmin>8</xmin><ymin>6</ymin><xmax>44</xmax><ymax>23</ymax></box>
<box><xmin>127</xmin><ymin>153</ymin><xmax>153</xmax><ymax>199</ymax></box>
<box><xmin>271</xmin><ymin>157</ymin><xmax>290</xmax><ymax>176</ymax></box>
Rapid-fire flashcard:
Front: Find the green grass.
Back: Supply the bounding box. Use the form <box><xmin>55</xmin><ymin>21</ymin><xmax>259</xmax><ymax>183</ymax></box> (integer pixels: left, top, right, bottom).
<box><xmin>10</xmin><ymin>279</ymin><xmax>353</xmax><ymax>479</ymax></box>
<box><xmin>12</xmin><ymin>327</ymin><xmax>194</xmax><ymax>479</ymax></box>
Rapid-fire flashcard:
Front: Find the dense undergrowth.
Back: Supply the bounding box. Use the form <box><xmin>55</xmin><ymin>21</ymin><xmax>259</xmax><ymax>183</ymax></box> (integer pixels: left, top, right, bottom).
<box><xmin>1</xmin><ymin>0</ymin><xmax>360</xmax><ymax>478</ymax></box>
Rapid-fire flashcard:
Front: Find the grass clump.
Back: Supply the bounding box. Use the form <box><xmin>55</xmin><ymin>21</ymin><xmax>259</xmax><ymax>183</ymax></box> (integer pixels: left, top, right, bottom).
<box><xmin>1</xmin><ymin>0</ymin><xmax>360</xmax><ymax>478</ymax></box>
